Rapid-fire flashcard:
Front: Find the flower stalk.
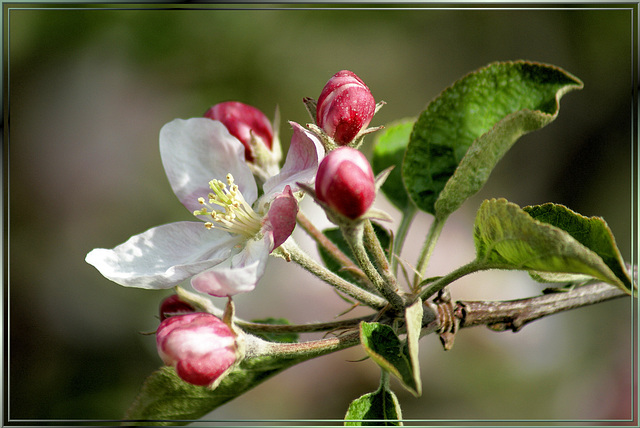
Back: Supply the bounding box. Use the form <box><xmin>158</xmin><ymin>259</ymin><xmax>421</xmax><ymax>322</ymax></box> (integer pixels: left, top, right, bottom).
<box><xmin>278</xmin><ymin>239</ymin><xmax>387</xmax><ymax>310</ymax></box>
<box><xmin>295</xmin><ymin>210</ymin><xmax>371</xmax><ymax>288</ymax></box>
<box><xmin>341</xmin><ymin>221</ymin><xmax>405</xmax><ymax>311</ymax></box>
<box><xmin>413</xmin><ymin>216</ymin><xmax>447</xmax><ymax>288</ymax></box>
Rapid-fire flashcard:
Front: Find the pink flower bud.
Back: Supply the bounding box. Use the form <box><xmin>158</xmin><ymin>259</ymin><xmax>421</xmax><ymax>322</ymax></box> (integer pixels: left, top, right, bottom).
<box><xmin>156</xmin><ymin>313</ymin><xmax>238</xmax><ymax>386</ymax></box>
<box><xmin>204</xmin><ymin>101</ymin><xmax>274</xmax><ymax>162</ymax></box>
<box><xmin>159</xmin><ymin>294</ymin><xmax>196</xmax><ymax>321</ymax></box>
<box><xmin>315</xmin><ymin>147</ymin><xmax>375</xmax><ymax>219</ymax></box>
<box><xmin>316</xmin><ymin>70</ymin><xmax>375</xmax><ymax>146</ymax></box>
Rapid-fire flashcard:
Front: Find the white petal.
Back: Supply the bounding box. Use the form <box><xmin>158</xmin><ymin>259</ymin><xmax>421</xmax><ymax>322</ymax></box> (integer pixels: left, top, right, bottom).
<box><xmin>261</xmin><ymin>121</ymin><xmax>324</xmax><ymax>202</ymax></box>
<box><xmin>85</xmin><ymin>221</ymin><xmax>241</xmax><ymax>289</ymax></box>
<box><xmin>190</xmin><ymin>234</ymin><xmax>273</xmax><ymax>297</ymax></box>
<box><xmin>160</xmin><ymin>118</ymin><xmax>258</xmax><ymax>213</ymax></box>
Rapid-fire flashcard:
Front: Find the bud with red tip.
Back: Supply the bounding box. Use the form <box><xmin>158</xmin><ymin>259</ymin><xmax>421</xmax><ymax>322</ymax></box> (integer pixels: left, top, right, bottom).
<box><xmin>316</xmin><ymin>70</ymin><xmax>376</xmax><ymax>146</ymax></box>
<box><xmin>315</xmin><ymin>147</ymin><xmax>376</xmax><ymax>219</ymax></box>
<box><xmin>204</xmin><ymin>101</ymin><xmax>274</xmax><ymax>162</ymax></box>
<box><xmin>156</xmin><ymin>312</ymin><xmax>240</xmax><ymax>387</ymax></box>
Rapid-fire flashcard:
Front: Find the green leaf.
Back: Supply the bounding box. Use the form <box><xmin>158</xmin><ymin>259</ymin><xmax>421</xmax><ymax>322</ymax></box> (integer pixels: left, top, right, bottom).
<box><xmin>523</xmin><ymin>203</ymin><xmax>632</xmax><ymax>293</ymax></box>
<box><xmin>124</xmin><ymin>352</ymin><xmax>308</xmax><ymax>425</ymax></box>
<box><xmin>344</xmin><ymin>385</ymin><xmax>403</xmax><ymax>425</ymax></box>
<box><xmin>403</xmin><ymin>299</ymin><xmax>423</xmax><ymax>397</ymax></box>
<box><xmin>317</xmin><ymin>223</ymin><xmax>392</xmax><ymax>283</ymax></box>
<box><xmin>249</xmin><ymin>318</ymin><xmax>299</xmax><ymax>343</ymax></box>
<box><xmin>402</xmin><ymin>61</ymin><xmax>583</xmax><ymax>219</ymax></box>
<box><xmin>473</xmin><ymin>198</ymin><xmax>629</xmax><ymax>292</ymax></box>
<box><xmin>359</xmin><ymin>322</ymin><xmax>420</xmax><ymax>397</ymax></box>
<box><xmin>372</xmin><ymin>119</ymin><xmax>415</xmax><ymax>212</ymax></box>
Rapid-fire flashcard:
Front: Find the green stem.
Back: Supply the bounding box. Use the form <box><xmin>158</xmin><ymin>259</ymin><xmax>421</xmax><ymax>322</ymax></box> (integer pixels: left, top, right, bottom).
<box><xmin>262</xmin><ymin>330</ymin><xmax>361</xmax><ymax>360</ymax></box>
<box><xmin>391</xmin><ymin>205</ymin><xmax>417</xmax><ymax>276</ymax></box>
<box><xmin>343</xmin><ymin>222</ymin><xmax>405</xmax><ymax>311</ymax></box>
<box><xmin>363</xmin><ymin>220</ymin><xmax>399</xmax><ymax>293</ymax></box>
<box><xmin>418</xmin><ymin>259</ymin><xmax>484</xmax><ymax>300</ymax></box>
<box><xmin>296</xmin><ymin>210</ymin><xmax>371</xmax><ymax>288</ymax></box>
<box><xmin>413</xmin><ymin>216</ymin><xmax>447</xmax><ymax>288</ymax></box>
<box><xmin>239</xmin><ymin>314</ymin><xmax>375</xmax><ymax>334</ymax></box>
<box><xmin>378</xmin><ymin>367</ymin><xmax>390</xmax><ymax>392</ymax></box>
<box><xmin>279</xmin><ymin>240</ymin><xmax>387</xmax><ymax>310</ymax></box>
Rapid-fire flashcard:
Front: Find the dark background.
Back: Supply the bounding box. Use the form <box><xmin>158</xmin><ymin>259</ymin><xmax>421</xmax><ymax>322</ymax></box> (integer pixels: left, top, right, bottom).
<box><xmin>6</xmin><ymin>4</ymin><xmax>635</xmax><ymax>421</ymax></box>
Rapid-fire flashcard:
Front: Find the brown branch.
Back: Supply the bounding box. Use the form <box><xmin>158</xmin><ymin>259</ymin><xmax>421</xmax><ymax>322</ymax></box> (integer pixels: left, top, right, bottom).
<box><xmin>457</xmin><ymin>282</ymin><xmax>629</xmax><ymax>333</ymax></box>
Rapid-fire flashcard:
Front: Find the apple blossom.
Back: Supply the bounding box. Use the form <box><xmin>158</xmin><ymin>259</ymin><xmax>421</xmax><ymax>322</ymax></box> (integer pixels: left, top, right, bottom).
<box><xmin>156</xmin><ymin>312</ymin><xmax>239</xmax><ymax>387</ymax></box>
<box><xmin>316</xmin><ymin>70</ymin><xmax>376</xmax><ymax>146</ymax></box>
<box><xmin>315</xmin><ymin>147</ymin><xmax>375</xmax><ymax>219</ymax></box>
<box><xmin>85</xmin><ymin>118</ymin><xmax>323</xmax><ymax>297</ymax></box>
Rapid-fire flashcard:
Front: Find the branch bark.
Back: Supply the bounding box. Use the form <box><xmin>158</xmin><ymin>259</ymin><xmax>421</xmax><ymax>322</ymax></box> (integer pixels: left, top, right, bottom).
<box><xmin>431</xmin><ymin>281</ymin><xmax>631</xmax><ymax>338</ymax></box>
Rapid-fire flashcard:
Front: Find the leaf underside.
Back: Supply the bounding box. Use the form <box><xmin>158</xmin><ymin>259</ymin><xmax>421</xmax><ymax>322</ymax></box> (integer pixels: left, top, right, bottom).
<box><xmin>473</xmin><ymin>198</ymin><xmax>631</xmax><ymax>293</ymax></box>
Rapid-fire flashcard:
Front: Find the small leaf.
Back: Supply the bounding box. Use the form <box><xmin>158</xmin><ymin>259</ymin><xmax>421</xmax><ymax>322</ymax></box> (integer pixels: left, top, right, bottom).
<box><xmin>317</xmin><ymin>224</ymin><xmax>392</xmax><ymax>283</ymax></box>
<box><xmin>403</xmin><ymin>299</ymin><xmax>423</xmax><ymax>397</ymax></box>
<box><xmin>359</xmin><ymin>322</ymin><xmax>420</xmax><ymax>397</ymax></box>
<box><xmin>249</xmin><ymin>318</ymin><xmax>299</xmax><ymax>343</ymax></box>
<box><xmin>523</xmin><ymin>203</ymin><xmax>632</xmax><ymax>293</ymax></box>
<box><xmin>344</xmin><ymin>385</ymin><xmax>403</xmax><ymax>425</ymax></box>
<box><xmin>473</xmin><ymin>198</ymin><xmax>629</xmax><ymax>292</ymax></box>
<box><xmin>124</xmin><ymin>351</ymin><xmax>308</xmax><ymax>424</ymax></box>
<box><xmin>402</xmin><ymin>61</ymin><xmax>583</xmax><ymax>218</ymax></box>
<box><xmin>372</xmin><ymin>119</ymin><xmax>415</xmax><ymax>212</ymax></box>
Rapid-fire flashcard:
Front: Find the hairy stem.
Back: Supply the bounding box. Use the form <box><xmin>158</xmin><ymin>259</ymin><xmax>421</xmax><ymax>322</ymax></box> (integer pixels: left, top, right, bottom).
<box><xmin>261</xmin><ymin>330</ymin><xmax>361</xmax><ymax>360</ymax></box>
<box><xmin>419</xmin><ymin>259</ymin><xmax>484</xmax><ymax>300</ymax></box>
<box><xmin>296</xmin><ymin>210</ymin><xmax>371</xmax><ymax>288</ymax></box>
<box><xmin>279</xmin><ymin>240</ymin><xmax>387</xmax><ymax>310</ymax></box>
<box><xmin>239</xmin><ymin>314</ymin><xmax>376</xmax><ymax>334</ymax></box>
<box><xmin>343</xmin><ymin>222</ymin><xmax>405</xmax><ymax>311</ymax></box>
<box><xmin>413</xmin><ymin>216</ymin><xmax>446</xmax><ymax>287</ymax></box>
<box><xmin>391</xmin><ymin>205</ymin><xmax>417</xmax><ymax>276</ymax></box>
<box><xmin>363</xmin><ymin>220</ymin><xmax>401</xmax><ymax>294</ymax></box>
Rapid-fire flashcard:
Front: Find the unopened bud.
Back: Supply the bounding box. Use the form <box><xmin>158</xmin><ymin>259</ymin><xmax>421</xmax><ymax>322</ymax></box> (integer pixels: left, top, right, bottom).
<box><xmin>156</xmin><ymin>313</ymin><xmax>239</xmax><ymax>387</ymax></box>
<box><xmin>204</xmin><ymin>101</ymin><xmax>274</xmax><ymax>162</ymax></box>
<box><xmin>316</xmin><ymin>70</ymin><xmax>375</xmax><ymax>146</ymax></box>
<box><xmin>315</xmin><ymin>147</ymin><xmax>375</xmax><ymax>219</ymax></box>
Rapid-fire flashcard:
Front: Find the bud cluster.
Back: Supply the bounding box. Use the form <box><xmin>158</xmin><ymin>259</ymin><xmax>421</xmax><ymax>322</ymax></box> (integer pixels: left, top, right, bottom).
<box><xmin>152</xmin><ymin>70</ymin><xmax>385</xmax><ymax>387</ymax></box>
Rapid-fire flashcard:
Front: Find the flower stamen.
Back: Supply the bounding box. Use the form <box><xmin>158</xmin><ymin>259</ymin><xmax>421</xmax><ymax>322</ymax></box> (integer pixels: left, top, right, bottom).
<box><xmin>194</xmin><ymin>173</ymin><xmax>263</xmax><ymax>238</ymax></box>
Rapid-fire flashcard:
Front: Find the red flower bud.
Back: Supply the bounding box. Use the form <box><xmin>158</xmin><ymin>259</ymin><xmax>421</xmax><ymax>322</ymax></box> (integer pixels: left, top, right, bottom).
<box><xmin>159</xmin><ymin>294</ymin><xmax>196</xmax><ymax>321</ymax></box>
<box><xmin>156</xmin><ymin>313</ymin><xmax>238</xmax><ymax>386</ymax></box>
<box><xmin>204</xmin><ymin>101</ymin><xmax>274</xmax><ymax>162</ymax></box>
<box><xmin>315</xmin><ymin>147</ymin><xmax>375</xmax><ymax>219</ymax></box>
<box><xmin>316</xmin><ymin>70</ymin><xmax>375</xmax><ymax>146</ymax></box>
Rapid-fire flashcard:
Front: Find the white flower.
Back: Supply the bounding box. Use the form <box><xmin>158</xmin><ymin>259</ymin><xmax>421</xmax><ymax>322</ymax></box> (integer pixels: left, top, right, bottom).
<box><xmin>86</xmin><ymin>118</ymin><xmax>323</xmax><ymax>297</ymax></box>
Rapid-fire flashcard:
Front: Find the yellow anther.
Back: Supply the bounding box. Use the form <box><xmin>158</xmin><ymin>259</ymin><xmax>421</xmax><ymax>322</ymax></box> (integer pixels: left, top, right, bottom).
<box><xmin>193</xmin><ymin>173</ymin><xmax>263</xmax><ymax>238</ymax></box>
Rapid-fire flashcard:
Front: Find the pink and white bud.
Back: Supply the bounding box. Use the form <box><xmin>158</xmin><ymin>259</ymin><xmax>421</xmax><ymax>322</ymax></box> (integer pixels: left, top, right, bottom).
<box><xmin>316</xmin><ymin>70</ymin><xmax>376</xmax><ymax>146</ymax></box>
<box><xmin>156</xmin><ymin>312</ymin><xmax>239</xmax><ymax>387</ymax></box>
<box><xmin>204</xmin><ymin>101</ymin><xmax>274</xmax><ymax>162</ymax></box>
<box><xmin>315</xmin><ymin>147</ymin><xmax>375</xmax><ymax>219</ymax></box>
<box><xmin>159</xmin><ymin>294</ymin><xmax>196</xmax><ymax>321</ymax></box>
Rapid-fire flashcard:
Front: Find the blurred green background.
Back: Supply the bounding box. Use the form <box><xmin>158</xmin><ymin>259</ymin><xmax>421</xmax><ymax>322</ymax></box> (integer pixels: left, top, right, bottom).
<box><xmin>6</xmin><ymin>4</ymin><xmax>635</xmax><ymax>423</ymax></box>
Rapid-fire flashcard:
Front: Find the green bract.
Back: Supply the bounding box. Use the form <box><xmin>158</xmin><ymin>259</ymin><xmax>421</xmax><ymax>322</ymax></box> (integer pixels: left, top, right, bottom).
<box><xmin>402</xmin><ymin>61</ymin><xmax>583</xmax><ymax>219</ymax></box>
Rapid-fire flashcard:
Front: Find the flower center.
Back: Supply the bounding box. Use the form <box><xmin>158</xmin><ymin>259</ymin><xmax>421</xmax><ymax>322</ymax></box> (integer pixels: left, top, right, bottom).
<box><xmin>193</xmin><ymin>173</ymin><xmax>263</xmax><ymax>238</ymax></box>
